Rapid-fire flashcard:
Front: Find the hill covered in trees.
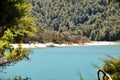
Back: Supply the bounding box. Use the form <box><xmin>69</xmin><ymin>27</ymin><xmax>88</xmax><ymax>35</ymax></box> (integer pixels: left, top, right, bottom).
<box><xmin>28</xmin><ymin>0</ymin><xmax>120</xmax><ymax>43</ymax></box>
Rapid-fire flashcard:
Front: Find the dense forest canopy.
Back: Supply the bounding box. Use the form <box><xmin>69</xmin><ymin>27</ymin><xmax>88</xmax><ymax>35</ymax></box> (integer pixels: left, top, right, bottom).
<box><xmin>29</xmin><ymin>0</ymin><xmax>120</xmax><ymax>42</ymax></box>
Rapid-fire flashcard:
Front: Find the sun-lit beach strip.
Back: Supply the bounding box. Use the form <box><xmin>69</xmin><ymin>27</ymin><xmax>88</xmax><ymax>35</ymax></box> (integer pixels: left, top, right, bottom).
<box><xmin>85</xmin><ymin>41</ymin><xmax>116</xmax><ymax>46</ymax></box>
<box><xmin>10</xmin><ymin>41</ymin><xmax>119</xmax><ymax>48</ymax></box>
<box><xmin>10</xmin><ymin>43</ymin><xmax>75</xmax><ymax>48</ymax></box>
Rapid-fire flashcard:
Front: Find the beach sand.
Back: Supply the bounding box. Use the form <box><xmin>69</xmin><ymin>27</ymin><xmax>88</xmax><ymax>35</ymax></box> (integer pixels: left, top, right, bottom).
<box><xmin>10</xmin><ymin>41</ymin><xmax>119</xmax><ymax>49</ymax></box>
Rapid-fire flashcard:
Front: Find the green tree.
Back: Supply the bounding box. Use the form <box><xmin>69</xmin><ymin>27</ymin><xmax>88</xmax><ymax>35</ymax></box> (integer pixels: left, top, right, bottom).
<box><xmin>0</xmin><ymin>0</ymin><xmax>36</xmax><ymax>68</ymax></box>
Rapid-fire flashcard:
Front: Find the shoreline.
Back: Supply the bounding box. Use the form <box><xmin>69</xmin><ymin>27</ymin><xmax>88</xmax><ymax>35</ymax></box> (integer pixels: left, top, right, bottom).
<box><xmin>10</xmin><ymin>41</ymin><xmax>120</xmax><ymax>49</ymax></box>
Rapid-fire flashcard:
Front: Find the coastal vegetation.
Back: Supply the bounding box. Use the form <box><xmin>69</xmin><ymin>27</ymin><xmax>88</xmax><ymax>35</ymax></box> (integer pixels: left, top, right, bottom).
<box><xmin>0</xmin><ymin>0</ymin><xmax>120</xmax><ymax>80</ymax></box>
<box><xmin>27</xmin><ymin>0</ymin><xmax>120</xmax><ymax>43</ymax></box>
<box><xmin>102</xmin><ymin>56</ymin><xmax>120</xmax><ymax>80</ymax></box>
<box><xmin>1</xmin><ymin>0</ymin><xmax>119</xmax><ymax>44</ymax></box>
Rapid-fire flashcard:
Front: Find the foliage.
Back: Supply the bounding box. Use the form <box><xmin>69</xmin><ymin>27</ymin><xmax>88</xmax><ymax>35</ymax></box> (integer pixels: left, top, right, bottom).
<box><xmin>102</xmin><ymin>55</ymin><xmax>120</xmax><ymax>80</ymax></box>
<box><xmin>31</xmin><ymin>30</ymin><xmax>90</xmax><ymax>44</ymax></box>
<box><xmin>0</xmin><ymin>0</ymin><xmax>36</xmax><ymax>79</ymax></box>
<box><xmin>79</xmin><ymin>74</ymin><xmax>84</xmax><ymax>80</ymax></box>
<box><xmin>2</xmin><ymin>29</ymin><xmax>15</xmax><ymax>42</ymax></box>
<box><xmin>29</xmin><ymin>0</ymin><xmax>120</xmax><ymax>41</ymax></box>
<box><xmin>0</xmin><ymin>0</ymin><xmax>36</xmax><ymax>43</ymax></box>
<box><xmin>3</xmin><ymin>44</ymin><xmax>30</xmax><ymax>66</ymax></box>
<box><xmin>0</xmin><ymin>0</ymin><xmax>36</xmax><ymax>66</ymax></box>
<box><xmin>0</xmin><ymin>76</ymin><xmax>31</xmax><ymax>80</ymax></box>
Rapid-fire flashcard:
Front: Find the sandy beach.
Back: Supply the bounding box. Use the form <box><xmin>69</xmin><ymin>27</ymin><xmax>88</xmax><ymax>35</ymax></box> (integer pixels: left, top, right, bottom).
<box><xmin>85</xmin><ymin>41</ymin><xmax>116</xmax><ymax>46</ymax></box>
<box><xmin>10</xmin><ymin>43</ymin><xmax>80</xmax><ymax>48</ymax></box>
<box><xmin>10</xmin><ymin>41</ymin><xmax>119</xmax><ymax>49</ymax></box>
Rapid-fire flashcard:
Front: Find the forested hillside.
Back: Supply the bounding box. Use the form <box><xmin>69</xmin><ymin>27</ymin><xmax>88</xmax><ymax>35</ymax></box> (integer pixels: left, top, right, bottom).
<box><xmin>29</xmin><ymin>0</ymin><xmax>120</xmax><ymax>42</ymax></box>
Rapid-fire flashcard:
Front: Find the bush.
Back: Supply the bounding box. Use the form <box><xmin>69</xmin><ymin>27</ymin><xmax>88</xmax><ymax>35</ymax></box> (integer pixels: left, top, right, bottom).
<box><xmin>102</xmin><ymin>55</ymin><xmax>120</xmax><ymax>80</ymax></box>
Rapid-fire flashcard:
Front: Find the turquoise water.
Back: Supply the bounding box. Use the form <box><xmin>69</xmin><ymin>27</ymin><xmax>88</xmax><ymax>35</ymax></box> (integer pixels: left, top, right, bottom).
<box><xmin>1</xmin><ymin>45</ymin><xmax>120</xmax><ymax>80</ymax></box>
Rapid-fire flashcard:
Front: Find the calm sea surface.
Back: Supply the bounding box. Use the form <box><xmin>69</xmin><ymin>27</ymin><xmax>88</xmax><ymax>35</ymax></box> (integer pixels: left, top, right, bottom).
<box><xmin>1</xmin><ymin>45</ymin><xmax>120</xmax><ymax>80</ymax></box>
